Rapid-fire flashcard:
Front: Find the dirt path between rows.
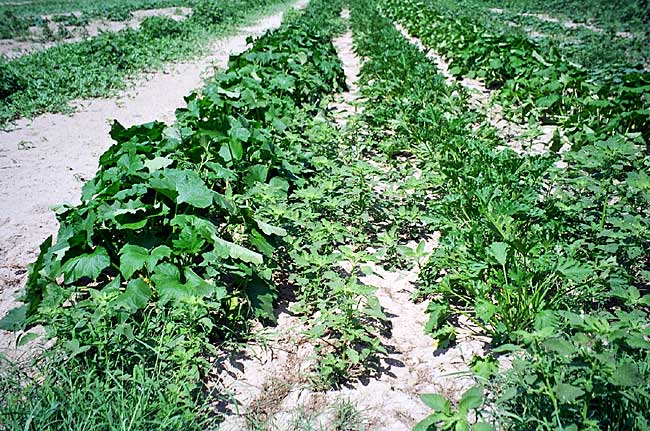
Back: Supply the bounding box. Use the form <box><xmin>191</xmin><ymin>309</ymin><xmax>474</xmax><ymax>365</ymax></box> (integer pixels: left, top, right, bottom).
<box><xmin>0</xmin><ymin>0</ymin><xmax>309</xmax><ymax>352</ymax></box>
<box><xmin>212</xmin><ymin>12</ymin><xmax>485</xmax><ymax>430</ymax></box>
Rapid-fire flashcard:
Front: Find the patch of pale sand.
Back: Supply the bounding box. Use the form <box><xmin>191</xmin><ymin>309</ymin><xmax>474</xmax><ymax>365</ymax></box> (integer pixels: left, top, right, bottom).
<box><xmin>0</xmin><ymin>0</ymin><xmax>309</xmax><ymax>353</ymax></box>
<box><xmin>130</xmin><ymin>7</ymin><xmax>192</xmax><ymax>21</ymax></box>
<box><xmin>328</xmin><ymin>28</ymin><xmax>361</xmax><ymax>127</ymax></box>
<box><xmin>213</xmin><ymin>313</ymin><xmax>318</xmax><ymax>430</ymax></box>
<box><xmin>394</xmin><ymin>22</ymin><xmax>568</xmax><ymax>156</ymax></box>
<box><xmin>330</xmin><ymin>261</ymin><xmax>486</xmax><ymax>430</ymax></box>
<box><xmin>0</xmin><ymin>1</ymin><xmax>36</xmax><ymax>5</ymax></box>
<box><xmin>0</xmin><ymin>7</ymin><xmax>192</xmax><ymax>58</ymax></box>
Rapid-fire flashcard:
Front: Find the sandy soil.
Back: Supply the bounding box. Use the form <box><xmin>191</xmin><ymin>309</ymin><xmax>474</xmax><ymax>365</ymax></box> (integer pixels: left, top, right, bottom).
<box><xmin>0</xmin><ymin>7</ymin><xmax>192</xmax><ymax>58</ymax></box>
<box><xmin>212</xmin><ymin>12</ymin><xmax>485</xmax><ymax>430</ymax></box>
<box><xmin>0</xmin><ymin>0</ymin><xmax>309</xmax><ymax>352</ymax></box>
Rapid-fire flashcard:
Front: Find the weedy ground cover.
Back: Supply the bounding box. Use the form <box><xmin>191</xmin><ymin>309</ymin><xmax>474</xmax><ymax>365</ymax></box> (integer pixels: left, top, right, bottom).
<box><xmin>352</xmin><ymin>0</ymin><xmax>650</xmax><ymax>429</ymax></box>
<box><xmin>1</xmin><ymin>0</ymin><xmax>194</xmax><ymax>21</ymax></box>
<box><xmin>0</xmin><ymin>0</ymin><xmax>292</xmax><ymax>127</ymax></box>
<box><xmin>479</xmin><ymin>0</ymin><xmax>650</xmax><ymax>34</ymax></box>
<box><xmin>426</xmin><ymin>0</ymin><xmax>650</xmax><ymax>70</ymax></box>
<box><xmin>0</xmin><ymin>0</ymin><xmax>648</xmax><ymax>428</ymax></box>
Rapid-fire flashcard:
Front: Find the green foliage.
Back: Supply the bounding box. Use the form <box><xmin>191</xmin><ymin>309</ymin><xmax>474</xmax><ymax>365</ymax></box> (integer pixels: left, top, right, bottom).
<box><xmin>140</xmin><ymin>16</ymin><xmax>186</xmax><ymax>38</ymax></box>
<box><xmin>0</xmin><ymin>60</ymin><xmax>25</xmax><ymax>100</ymax></box>
<box><xmin>50</xmin><ymin>13</ymin><xmax>90</xmax><ymax>27</ymax></box>
<box><xmin>494</xmin><ymin>307</ymin><xmax>650</xmax><ymax>430</ymax></box>
<box><xmin>0</xmin><ymin>10</ymin><xmax>29</xmax><ymax>39</ymax></box>
<box><xmin>414</xmin><ymin>386</ymin><xmax>493</xmax><ymax>431</ymax></box>
<box><xmin>352</xmin><ymin>0</ymin><xmax>650</xmax><ymax>428</ymax></box>
<box><xmin>0</xmin><ymin>353</ymin><xmax>212</xmax><ymax>431</ymax></box>
<box><xmin>190</xmin><ymin>0</ymin><xmax>228</xmax><ymax>26</ymax></box>
<box><xmin>1</xmin><ymin>0</ymin><xmax>195</xmax><ymax>22</ymax></box>
<box><xmin>381</xmin><ymin>0</ymin><xmax>650</xmax><ymax>147</ymax></box>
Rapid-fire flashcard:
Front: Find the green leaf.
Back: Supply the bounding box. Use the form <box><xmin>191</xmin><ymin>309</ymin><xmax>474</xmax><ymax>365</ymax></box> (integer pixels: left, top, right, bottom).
<box><xmin>214</xmin><ymin>237</ymin><xmax>263</xmax><ymax>265</ymax></box>
<box><xmin>61</xmin><ymin>247</ymin><xmax>110</xmax><ymax>283</ymax></box>
<box><xmin>228</xmin><ymin>139</ymin><xmax>244</xmax><ymax>161</ymax></box>
<box><xmin>249</xmin><ymin>229</ymin><xmax>275</xmax><ymax>256</ymax></box>
<box><xmin>256</xmin><ymin>219</ymin><xmax>287</xmax><ymax>237</ymax></box>
<box><xmin>149</xmin><ymin>246</ymin><xmax>172</xmax><ymax>269</ymax></box>
<box><xmin>175</xmin><ymin>170</ymin><xmax>213</xmax><ymax>208</ymax></box>
<box><xmin>638</xmin><ymin>295</ymin><xmax>650</xmax><ymax>306</ymax></box>
<box><xmin>609</xmin><ymin>362</ymin><xmax>640</xmax><ymax>386</ymax></box>
<box><xmin>151</xmin><ymin>274</ymin><xmax>188</xmax><ymax>304</ymax></box>
<box><xmin>144</xmin><ymin>156</ymin><xmax>174</xmax><ymax>172</ymax></box>
<box><xmin>557</xmin><ymin>259</ymin><xmax>592</xmax><ymax>283</ymax></box>
<box><xmin>115</xmin><ymin>278</ymin><xmax>151</xmax><ymax>312</ymax></box>
<box><xmin>488</xmin><ymin>242</ymin><xmax>508</xmax><ymax>265</ymax></box>
<box><xmin>119</xmin><ymin>244</ymin><xmax>171</xmax><ymax>279</ymax></box>
<box><xmin>363</xmin><ymin>295</ymin><xmax>388</xmax><ymax>320</ymax></box>
<box><xmin>296</xmin><ymin>51</ymin><xmax>308</xmax><ymax>64</ymax></box>
<box><xmin>472</xmin><ymin>423</ymin><xmax>494</xmax><ymax>431</ymax></box>
<box><xmin>536</xmin><ymin>95</ymin><xmax>560</xmax><ymax>108</ymax></box>
<box><xmin>21</xmin><ymin>236</ymin><xmax>53</xmax><ymax>317</ymax></box>
<box><xmin>346</xmin><ymin>348</ymin><xmax>360</xmax><ymax>364</ymax></box>
<box><xmin>245</xmin><ymin>164</ymin><xmax>269</xmax><ymax>187</ymax></box>
<box><xmin>64</xmin><ymin>339</ymin><xmax>90</xmax><ymax>360</ymax></box>
<box><xmin>491</xmin><ymin>343</ymin><xmax>522</xmax><ymax>353</ymax></box>
<box><xmin>420</xmin><ymin>394</ymin><xmax>451</xmax><ymax>414</ymax></box>
<box><xmin>17</xmin><ymin>331</ymin><xmax>40</xmax><ymax>346</ymax></box>
<box><xmin>413</xmin><ymin>415</ymin><xmax>437</xmax><ymax>431</ymax></box>
<box><xmin>0</xmin><ymin>305</ymin><xmax>27</xmax><ymax>331</ymax></box>
<box><xmin>475</xmin><ymin>299</ymin><xmax>497</xmax><ymax>323</ymax></box>
<box><xmin>228</xmin><ymin>119</ymin><xmax>251</xmax><ymax>143</ymax></box>
<box><xmin>542</xmin><ymin>337</ymin><xmax>575</xmax><ymax>356</ymax></box>
<box><xmin>425</xmin><ymin>302</ymin><xmax>448</xmax><ymax>333</ymax></box>
<box><xmin>531</xmin><ymin>50</ymin><xmax>551</xmax><ymax>66</ymax></box>
<box><xmin>458</xmin><ymin>386</ymin><xmax>483</xmax><ymax>413</ymax></box>
<box><xmin>185</xmin><ymin>268</ymin><xmax>222</xmax><ymax>299</ymax></box>
<box><xmin>207</xmin><ymin>162</ymin><xmax>237</xmax><ymax>181</ymax></box>
<box><xmin>149</xmin><ymin>169</ymin><xmax>213</xmax><ymax>209</ymax></box>
<box><xmin>555</xmin><ymin>383</ymin><xmax>584</xmax><ymax>403</ymax></box>
<box><xmin>469</xmin><ymin>355</ymin><xmax>499</xmax><ymax>379</ymax></box>
<box><xmin>119</xmin><ymin>244</ymin><xmax>149</xmax><ymax>279</ymax></box>
<box><xmin>245</xmin><ymin>275</ymin><xmax>276</xmax><ymax>322</ymax></box>
<box><xmin>120</xmin><ymin>219</ymin><xmax>148</xmax><ymax>230</ymax></box>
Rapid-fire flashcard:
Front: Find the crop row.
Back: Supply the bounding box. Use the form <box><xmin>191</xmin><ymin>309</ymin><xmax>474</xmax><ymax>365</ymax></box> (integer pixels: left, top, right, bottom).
<box><xmin>351</xmin><ymin>0</ymin><xmax>650</xmax><ymax>428</ymax></box>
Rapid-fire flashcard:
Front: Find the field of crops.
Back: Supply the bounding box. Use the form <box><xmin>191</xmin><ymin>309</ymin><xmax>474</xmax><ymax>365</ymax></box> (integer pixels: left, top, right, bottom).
<box><xmin>0</xmin><ymin>0</ymin><xmax>648</xmax><ymax>429</ymax></box>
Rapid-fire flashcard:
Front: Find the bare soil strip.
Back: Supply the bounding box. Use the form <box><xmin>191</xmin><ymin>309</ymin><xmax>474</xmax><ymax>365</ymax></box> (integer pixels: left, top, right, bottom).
<box><xmin>213</xmin><ymin>12</ymin><xmax>485</xmax><ymax>430</ymax></box>
<box><xmin>0</xmin><ymin>0</ymin><xmax>309</xmax><ymax>352</ymax></box>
